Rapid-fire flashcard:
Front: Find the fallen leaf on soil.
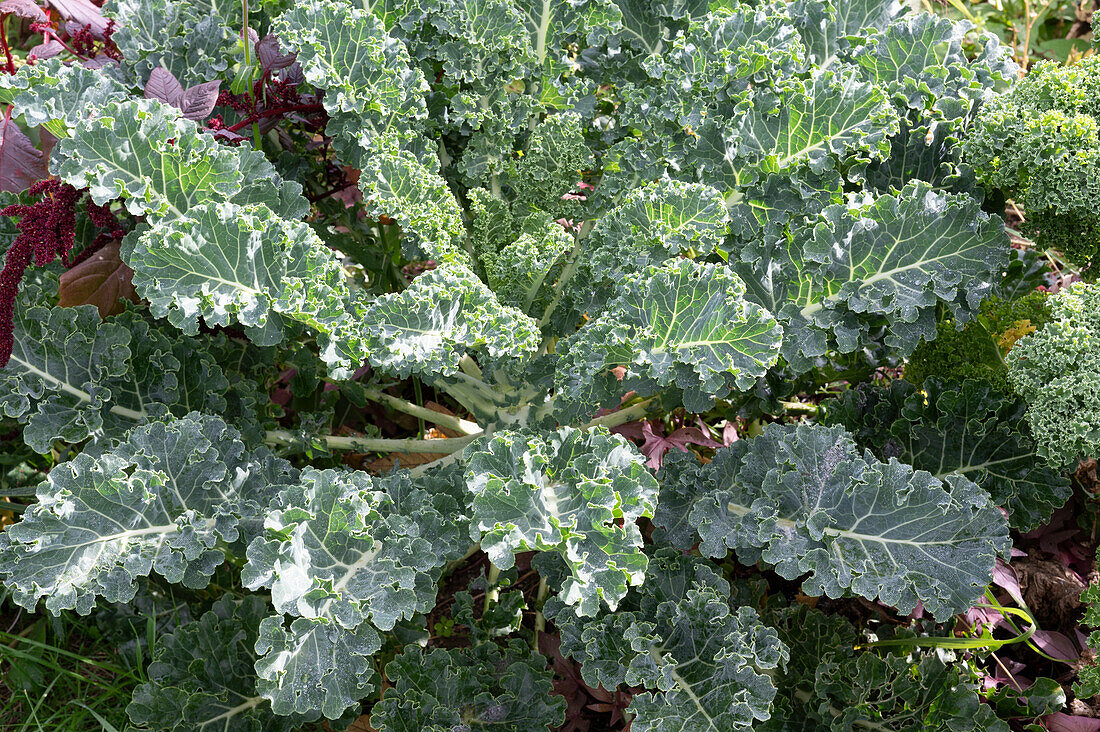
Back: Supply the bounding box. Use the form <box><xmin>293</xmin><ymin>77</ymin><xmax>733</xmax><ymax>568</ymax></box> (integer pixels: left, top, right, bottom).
<box><xmin>58</xmin><ymin>243</ymin><xmax>138</xmax><ymax>318</ymax></box>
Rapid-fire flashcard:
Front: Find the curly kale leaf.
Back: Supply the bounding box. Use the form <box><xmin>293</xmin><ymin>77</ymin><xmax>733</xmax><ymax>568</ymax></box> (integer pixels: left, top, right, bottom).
<box><xmin>107</xmin><ymin>0</ymin><xmax>238</xmax><ymax>87</ymax></box>
<box><xmin>126</xmin><ymin>201</ymin><xmax>356</xmax><ymax>358</ymax></box>
<box><xmin>52</xmin><ymin>99</ymin><xmax>307</xmax><ymax>222</ymax></box>
<box><xmin>244</xmin><ymin>467</ymin><xmax>465</xmax><ymax>632</ymax></box>
<box><xmin>1008</xmin><ymin>281</ymin><xmax>1100</xmax><ymax>468</ymax></box>
<box><xmin>0</xmin><ymin>282</ymin><xmax>254</xmax><ymax>452</ymax></box>
<box><xmin>547</xmin><ymin>549</ymin><xmax>786</xmax><ymax>731</ymax></box>
<box><xmin>855</xmin><ymin>13</ymin><xmax>1016</xmax><ymax>192</ymax></box>
<box><xmin>465</xmin><ymin>426</ymin><xmax>657</xmax><ymax>616</ymax></box>
<box><xmin>557</xmin><ymin>259</ymin><xmax>782</xmax><ymax>417</ymax></box>
<box><xmin>657</xmin><ymin>423</ymin><xmax>1009</xmax><ymax>619</ymax></box>
<box><xmin>732</xmin><ymin>181</ymin><xmax>1009</xmax><ymax>371</ymax></box>
<box><xmin>242</xmin><ymin>465</ymin><xmax>469</xmax><ymax>719</ymax></box>
<box><xmin>964</xmin><ymin>55</ymin><xmax>1100</xmax><ymax>270</ymax></box>
<box><xmin>274</xmin><ymin>0</ymin><xmax>428</xmax><ymax>162</ymax></box>
<box><xmin>764</xmin><ymin>604</ymin><xmax>1009</xmax><ymax>731</ymax></box>
<box><xmin>0</xmin><ymin>59</ymin><xmax>128</xmax><ymax>139</ymax></box>
<box><xmin>274</xmin><ymin>0</ymin><xmax>472</xmax><ymax>264</ymax></box>
<box><xmin>127</xmin><ymin>596</ymin><xmax>308</xmax><ymax>732</ymax></box>
<box><xmin>788</xmin><ymin>0</ymin><xmax>905</xmax><ymax>69</ymax></box>
<box><xmin>0</xmin><ymin>414</ymin><xmax>293</xmax><ymax>614</ymax></box>
<box><xmin>825</xmin><ymin>377</ymin><xmax>1070</xmax><ymax>530</ymax></box>
<box><xmin>361</xmin><ymin>262</ymin><xmax>540</xmax><ymax>378</ymax></box>
<box><xmin>371</xmin><ymin>641</ymin><xmax>564</xmax><ymax>731</ymax></box>
<box><xmin>483</xmin><ymin>215</ymin><xmax>573</xmax><ymax>317</ymax></box>
<box><xmin>561</xmin><ymin>179</ymin><xmax>728</xmax><ymax>323</ymax></box>
<box><xmin>903</xmin><ymin>291</ymin><xmax>1049</xmax><ymax>394</ymax></box>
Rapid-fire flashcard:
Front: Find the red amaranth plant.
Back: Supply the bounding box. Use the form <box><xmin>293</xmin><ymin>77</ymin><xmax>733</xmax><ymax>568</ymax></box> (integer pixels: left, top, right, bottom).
<box><xmin>0</xmin><ymin>180</ymin><xmax>82</xmax><ymax>365</ymax></box>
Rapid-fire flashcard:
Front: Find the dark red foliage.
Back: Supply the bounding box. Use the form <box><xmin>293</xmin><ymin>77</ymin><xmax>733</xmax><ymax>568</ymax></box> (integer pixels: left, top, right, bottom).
<box><xmin>0</xmin><ymin>181</ymin><xmax>82</xmax><ymax>365</ymax></box>
<box><xmin>74</xmin><ymin>198</ymin><xmax>125</xmax><ymax>265</ymax></box>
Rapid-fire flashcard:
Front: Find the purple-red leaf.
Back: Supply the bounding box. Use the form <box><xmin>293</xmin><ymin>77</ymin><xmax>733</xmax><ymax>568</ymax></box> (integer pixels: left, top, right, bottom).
<box><xmin>81</xmin><ymin>55</ymin><xmax>119</xmax><ymax>70</ymax></box>
<box><xmin>44</xmin><ymin>0</ymin><xmax>109</xmax><ymax>36</ymax></box>
<box><xmin>179</xmin><ymin>80</ymin><xmax>220</xmax><ymax>120</ymax></box>
<box><xmin>1030</xmin><ymin>630</ymin><xmax>1079</xmax><ymax>661</ymax></box>
<box><xmin>0</xmin><ymin>0</ymin><xmax>47</xmax><ymax>21</ymax></box>
<box><xmin>1043</xmin><ymin>713</ymin><xmax>1100</xmax><ymax>732</ymax></box>
<box><xmin>257</xmin><ymin>33</ymin><xmax>296</xmax><ymax>73</ymax></box>
<box><xmin>58</xmin><ymin>242</ymin><xmax>138</xmax><ymax>318</ymax></box>
<box><xmin>28</xmin><ymin>39</ymin><xmax>64</xmax><ymax>60</ymax></box>
<box><xmin>992</xmin><ymin>558</ymin><xmax>1027</xmax><ymax>608</ymax></box>
<box><xmin>0</xmin><ymin>112</ymin><xmax>47</xmax><ymax>194</ymax></box>
<box><xmin>146</xmin><ymin>72</ymin><xmax>220</xmax><ymax>121</ymax></box>
<box><xmin>144</xmin><ymin>67</ymin><xmax>184</xmax><ymax>107</ymax></box>
<box><xmin>613</xmin><ymin>420</ymin><xmax>722</xmax><ymax>469</ymax></box>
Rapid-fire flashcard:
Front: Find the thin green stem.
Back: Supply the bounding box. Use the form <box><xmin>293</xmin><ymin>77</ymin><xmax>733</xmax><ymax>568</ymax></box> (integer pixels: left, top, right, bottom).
<box><xmin>484</xmin><ymin>563</ymin><xmax>501</xmax><ymax>613</ymax></box>
<box><xmin>412</xmin><ymin>380</ymin><xmax>426</xmax><ymax>436</ymax></box>
<box><xmin>0</xmin><ymin>500</ymin><xmax>27</xmax><ymax>514</ymax></box>
<box><xmin>241</xmin><ymin>0</ymin><xmax>261</xmax><ymax>146</ymax></box>
<box><xmin>863</xmin><ymin>594</ymin><xmax>1037</xmax><ymax>652</ymax></box>
<box><xmin>532</xmin><ymin>575</ymin><xmax>549</xmax><ymax>649</ymax></box>
<box><xmin>363</xmin><ymin>387</ymin><xmax>481</xmax><ymax>435</ymax></box>
<box><xmin>586</xmin><ymin>398</ymin><xmax>658</xmax><ymax>430</ymax></box>
<box><xmin>779</xmin><ymin>400</ymin><xmax>819</xmax><ymax>415</ymax></box>
<box><xmin>264</xmin><ymin>430</ymin><xmax>477</xmax><ymax>455</ymax></box>
<box><xmin>538</xmin><ymin>220</ymin><xmax>594</xmax><ymax>329</ymax></box>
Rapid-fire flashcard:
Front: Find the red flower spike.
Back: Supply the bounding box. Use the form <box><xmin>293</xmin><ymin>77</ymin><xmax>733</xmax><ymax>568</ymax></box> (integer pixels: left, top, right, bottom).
<box><xmin>0</xmin><ymin>181</ymin><xmax>88</xmax><ymax>365</ymax></box>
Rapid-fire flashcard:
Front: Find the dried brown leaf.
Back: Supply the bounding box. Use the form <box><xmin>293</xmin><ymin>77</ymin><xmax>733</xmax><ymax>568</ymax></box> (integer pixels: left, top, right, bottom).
<box><xmin>58</xmin><ymin>242</ymin><xmax>138</xmax><ymax>318</ymax></box>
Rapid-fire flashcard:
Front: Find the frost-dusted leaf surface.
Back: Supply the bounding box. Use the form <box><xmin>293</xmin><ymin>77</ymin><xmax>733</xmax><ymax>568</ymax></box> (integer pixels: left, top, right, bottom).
<box><xmin>274</xmin><ymin>0</ymin><xmax>428</xmax><ymax>159</ymax></box>
<box><xmin>52</xmin><ymin>99</ymin><xmax>243</xmax><ymax>219</ymax></box>
<box><xmin>127</xmin><ymin>596</ymin><xmax>301</xmax><ymax>732</ymax></box>
<box><xmin>565</xmin><ymin>179</ymin><xmax>728</xmax><ymax>319</ymax></box>
<box><xmin>395</xmin><ymin>0</ymin><xmax>534</xmax><ymax>116</ymax></box>
<box><xmin>0</xmin><ymin>291</ymin><xmax>135</xmax><ymax>451</ymax></box>
<box><xmin>52</xmin><ymin>98</ymin><xmax>307</xmax><ymax>221</ymax></box>
<box><xmin>371</xmin><ymin>642</ymin><xmax>564</xmax><ymax>731</ymax></box>
<box><xmin>107</xmin><ymin>0</ymin><xmax>237</xmax><ymax>86</ymax></box>
<box><xmin>466</xmin><ymin>427</ymin><xmax>658</xmax><ymax>616</ymax></box>
<box><xmin>733</xmin><ymin>181</ymin><xmax>1009</xmax><ymax>368</ymax></box>
<box><xmin>559</xmin><ymin>259</ymin><xmax>782</xmax><ymax>416</ymax></box>
<box><xmin>0</xmin><ymin>414</ymin><xmax>293</xmax><ymax>614</ymax></box>
<box><xmin>243</xmin><ymin>465</ymin><xmax>469</xmax><ymax>720</ymax></box>
<box><xmin>274</xmin><ymin>0</ymin><xmax>469</xmax><ymax>261</ymax></box>
<box><xmin>485</xmin><ymin>216</ymin><xmax>572</xmax><ymax>315</ymax></box>
<box><xmin>254</xmin><ymin>615</ymin><xmax>381</xmax><ymax>720</ymax></box>
<box><xmin>549</xmin><ymin>550</ymin><xmax>786</xmax><ymax>731</ymax></box>
<box><xmin>362</xmin><ymin>262</ymin><xmax>539</xmax><ymax>378</ymax></box>
<box><xmin>243</xmin><ymin>467</ymin><xmax>455</xmax><ymax>631</ymax></box>
<box><xmin>126</xmin><ymin>202</ymin><xmax>354</xmax><ymax>349</ymax></box>
<box><xmin>733</xmin><ymin>68</ymin><xmax>897</xmax><ymax>177</ymax></box>
<box><xmin>359</xmin><ymin>145</ymin><xmax>470</xmax><ymax>264</ymax></box>
<box><xmin>789</xmin><ymin>0</ymin><xmax>905</xmax><ymax>69</ymax></box>
<box><xmin>633</xmin><ymin>5</ymin><xmax>803</xmax><ymax>128</ymax></box>
<box><xmin>826</xmin><ymin>378</ymin><xmax>1071</xmax><ymax>530</ymax></box>
<box><xmin>0</xmin><ymin>58</ymin><xmax>128</xmax><ymax>138</ymax></box>
<box><xmin>612</xmin><ymin>0</ymin><xmax>708</xmax><ymax>55</ymax></box>
<box><xmin>0</xmin><ymin>283</ymin><xmax>254</xmax><ymax>451</ymax></box>
<box><xmin>680</xmin><ymin>423</ymin><xmax>1010</xmax><ymax>618</ymax></box>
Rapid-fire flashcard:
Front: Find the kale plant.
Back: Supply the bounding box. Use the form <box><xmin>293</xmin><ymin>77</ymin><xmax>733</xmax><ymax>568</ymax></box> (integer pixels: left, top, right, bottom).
<box><xmin>0</xmin><ymin>0</ymin><xmax>1073</xmax><ymax>728</ymax></box>
<box><xmin>965</xmin><ymin>55</ymin><xmax>1100</xmax><ymax>274</ymax></box>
